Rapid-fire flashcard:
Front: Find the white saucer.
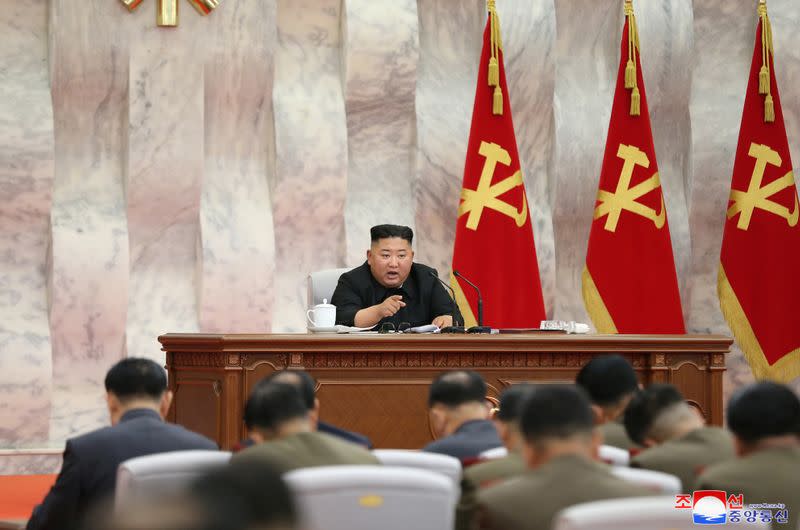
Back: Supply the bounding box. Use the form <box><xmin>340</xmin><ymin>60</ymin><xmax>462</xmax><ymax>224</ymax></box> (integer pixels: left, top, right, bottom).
<box><xmin>308</xmin><ymin>326</ymin><xmax>339</xmax><ymax>334</ymax></box>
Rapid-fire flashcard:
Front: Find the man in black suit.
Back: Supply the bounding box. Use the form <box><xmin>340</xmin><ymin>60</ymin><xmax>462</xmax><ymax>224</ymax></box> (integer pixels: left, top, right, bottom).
<box><xmin>422</xmin><ymin>370</ymin><xmax>502</xmax><ymax>460</ymax></box>
<box><xmin>26</xmin><ymin>358</ymin><xmax>217</xmax><ymax>530</ymax></box>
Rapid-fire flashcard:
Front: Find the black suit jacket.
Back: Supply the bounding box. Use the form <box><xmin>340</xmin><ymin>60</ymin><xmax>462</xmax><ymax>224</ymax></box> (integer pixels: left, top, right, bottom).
<box><xmin>421</xmin><ymin>419</ymin><xmax>502</xmax><ymax>460</ymax></box>
<box><xmin>331</xmin><ymin>262</ymin><xmax>462</xmax><ymax>327</ymax></box>
<box><xmin>26</xmin><ymin>408</ymin><xmax>217</xmax><ymax>530</ymax></box>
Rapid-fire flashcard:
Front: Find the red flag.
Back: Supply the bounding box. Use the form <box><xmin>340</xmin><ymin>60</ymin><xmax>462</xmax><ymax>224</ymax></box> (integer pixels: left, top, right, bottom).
<box><xmin>451</xmin><ymin>0</ymin><xmax>545</xmax><ymax>328</ymax></box>
<box><xmin>582</xmin><ymin>1</ymin><xmax>685</xmax><ymax>333</ymax></box>
<box><xmin>719</xmin><ymin>2</ymin><xmax>800</xmax><ymax>382</ymax></box>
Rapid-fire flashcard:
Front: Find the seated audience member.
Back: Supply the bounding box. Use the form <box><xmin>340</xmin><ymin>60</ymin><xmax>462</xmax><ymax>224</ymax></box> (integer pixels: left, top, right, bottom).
<box><xmin>624</xmin><ymin>383</ymin><xmax>734</xmax><ymax>489</ymax></box>
<box><xmin>232</xmin><ymin>382</ymin><xmax>379</xmax><ymax>472</ymax></box>
<box><xmin>477</xmin><ymin>385</ymin><xmax>647</xmax><ymax>530</ymax></box>
<box><xmin>422</xmin><ymin>371</ymin><xmax>502</xmax><ymax>459</ymax></box>
<box><xmin>456</xmin><ymin>384</ymin><xmax>534</xmax><ymax>530</ymax></box>
<box><xmin>696</xmin><ymin>382</ymin><xmax>800</xmax><ymax>528</ymax></box>
<box><xmin>82</xmin><ymin>459</ymin><xmax>297</xmax><ymax>530</ymax></box>
<box><xmin>27</xmin><ymin>358</ymin><xmax>217</xmax><ymax>530</ymax></box>
<box><xmin>267</xmin><ymin>370</ymin><xmax>373</xmax><ymax>448</ymax></box>
<box><xmin>575</xmin><ymin>355</ymin><xmax>640</xmax><ymax>450</ymax></box>
<box><xmin>331</xmin><ymin>224</ymin><xmax>461</xmax><ymax>329</ymax></box>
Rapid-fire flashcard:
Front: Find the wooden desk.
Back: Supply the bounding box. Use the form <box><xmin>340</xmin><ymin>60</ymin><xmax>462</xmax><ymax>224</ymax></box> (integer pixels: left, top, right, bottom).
<box><xmin>159</xmin><ymin>333</ymin><xmax>731</xmax><ymax>450</ymax></box>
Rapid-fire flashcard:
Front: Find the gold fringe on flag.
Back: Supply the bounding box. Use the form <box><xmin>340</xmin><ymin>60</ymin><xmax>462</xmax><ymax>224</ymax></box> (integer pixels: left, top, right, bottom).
<box><xmin>758</xmin><ymin>1</ymin><xmax>775</xmax><ymax>123</ymax></box>
<box><xmin>488</xmin><ymin>0</ymin><xmax>504</xmax><ymax>115</ymax></box>
<box><xmin>624</xmin><ymin>0</ymin><xmax>641</xmax><ymax>117</ymax></box>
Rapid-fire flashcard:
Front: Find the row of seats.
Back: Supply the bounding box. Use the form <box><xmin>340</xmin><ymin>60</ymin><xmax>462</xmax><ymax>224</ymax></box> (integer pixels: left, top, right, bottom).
<box><xmin>115</xmin><ymin>447</ymin><xmax>700</xmax><ymax>530</ymax></box>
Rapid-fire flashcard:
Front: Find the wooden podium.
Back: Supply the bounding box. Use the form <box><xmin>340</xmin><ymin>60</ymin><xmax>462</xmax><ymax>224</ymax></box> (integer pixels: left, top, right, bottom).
<box><xmin>159</xmin><ymin>333</ymin><xmax>731</xmax><ymax>450</ymax></box>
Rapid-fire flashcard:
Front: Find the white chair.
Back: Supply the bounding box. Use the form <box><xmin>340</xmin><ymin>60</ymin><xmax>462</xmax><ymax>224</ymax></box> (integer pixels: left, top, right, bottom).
<box><xmin>610</xmin><ymin>466</ymin><xmax>682</xmax><ymax>495</ymax></box>
<box><xmin>598</xmin><ymin>444</ymin><xmax>630</xmax><ymax>466</ymax></box>
<box><xmin>284</xmin><ymin>465</ymin><xmax>456</xmax><ymax>530</ymax></box>
<box><xmin>552</xmin><ymin>496</ymin><xmax>771</xmax><ymax>530</ymax></box>
<box><xmin>372</xmin><ymin>449</ymin><xmax>462</xmax><ymax>488</ymax></box>
<box><xmin>115</xmin><ymin>450</ymin><xmax>231</xmax><ymax>507</ymax></box>
<box><xmin>308</xmin><ymin>268</ymin><xmax>350</xmax><ymax>307</ymax></box>
<box><xmin>479</xmin><ymin>446</ymin><xmax>508</xmax><ymax>460</ymax></box>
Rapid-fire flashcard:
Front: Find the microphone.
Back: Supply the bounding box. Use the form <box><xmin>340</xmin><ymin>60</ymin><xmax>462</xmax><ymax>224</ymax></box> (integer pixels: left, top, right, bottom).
<box><xmin>453</xmin><ymin>270</ymin><xmax>492</xmax><ymax>334</ymax></box>
<box><xmin>429</xmin><ymin>271</ymin><xmax>465</xmax><ymax>333</ymax></box>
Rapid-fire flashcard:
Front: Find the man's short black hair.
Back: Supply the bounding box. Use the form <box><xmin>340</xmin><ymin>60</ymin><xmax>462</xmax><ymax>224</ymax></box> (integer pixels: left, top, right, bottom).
<box><xmin>496</xmin><ymin>383</ymin><xmax>535</xmax><ymax>423</ymax></box>
<box><xmin>623</xmin><ymin>384</ymin><xmax>684</xmax><ymax>445</ymax></box>
<box><xmin>266</xmin><ymin>370</ymin><xmax>316</xmax><ymax>410</ymax></box>
<box><xmin>104</xmin><ymin>358</ymin><xmax>167</xmax><ymax>402</ymax></box>
<box><xmin>727</xmin><ymin>381</ymin><xmax>800</xmax><ymax>444</ymax></box>
<box><xmin>575</xmin><ymin>355</ymin><xmax>639</xmax><ymax>407</ymax></box>
<box><xmin>370</xmin><ymin>224</ymin><xmax>413</xmax><ymax>244</ymax></box>
<box><xmin>244</xmin><ymin>382</ymin><xmax>309</xmax><ymax>432</ymax></box>
<box><xmin>520</xmin><ymin>385</ymin><xmax>594</xmax><ymax>442</ymax></box>
<box><xmin>428</xmin><ymin>370</ymin><xmax>486</xmax><ymax>408</ymax></box>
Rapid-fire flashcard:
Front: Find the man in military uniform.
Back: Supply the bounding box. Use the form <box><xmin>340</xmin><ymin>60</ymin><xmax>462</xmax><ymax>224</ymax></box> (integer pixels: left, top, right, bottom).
<box><xmin>696</xmin><ymin>382</ymin><xmax>800</xmax><ymax>528</ymax></box>
<box><xmin>232</xmin><ymin>382</ymin><xmax>379</xmax><ymax>473</ymax></box>
<box><xmin>456</xmin><ymin>384</ymin><xmax>533</xmax><ymax>530</ymax></box>
<box><xmin>575</xmin><ymin>355</ymin><xmax>640</xmax><ymax>450</ymax></box>
<box><xmin>624</xmin><ymin>384</ymin><xmax>734</xmax><ymax>489</ymax></box>
<box><xmin>477</xmin><ymin>385</ymin><xmax>648</xmax><ymax>530</ymax></box>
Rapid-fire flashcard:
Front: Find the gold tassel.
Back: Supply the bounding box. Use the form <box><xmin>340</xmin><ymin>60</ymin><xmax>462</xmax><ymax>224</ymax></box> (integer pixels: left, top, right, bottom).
<box><xmin>493</xmin><ymin>86</ymin><xmax>503</xmax><ymax>115</ymax></box>
<box><xmin>765</xmin><ymin>94</ymin><xmax>775</xmax><ymax>123</ymax></box>
<box><xmin>758</xmin><ymin>65</ymin><xmax>770</xmax><ymax>95</ymax></box>
<box><xmin>488</xmin><ymin>57</ymin><xmax>499</xmax><ymax>87</ymax></box>
<box><xmin>630</xmin><ymin>86</ymin><xmax>641</xmax><ymax>116</ymax></box>
<box><xmin>624</xmin><ymin>59</ymin><xmax>635</xmax><ymax>89</ymax></box>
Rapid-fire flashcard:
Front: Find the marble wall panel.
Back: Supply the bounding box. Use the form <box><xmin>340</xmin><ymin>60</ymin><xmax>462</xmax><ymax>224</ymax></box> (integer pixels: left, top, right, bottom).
<box><xmin>552</xmin><ymin>0</ymin><xmax>620</xmax><ymax>323</ymax></box>
<box><xmin>198</xmin><ymin>1</ymin><xmax>277</xmax><ymax>333</ymax></box>
<box><xmin>502</xmin><ymin>0</ymin><xmax>557</xmax><ymax>317</ymax></box>
<box><xmin>271</xmin><ymin>0</ymin><xmax>349</xmax><ymax>331</ymax></box>
<box><xmin>690</xmin><ymin>0</ymin><xmax>800</xmax><ymax>395</ymax></box>
<box><xmin>0</xmin><ymin>1</ymin><xmax>54</xmax><ymax>445</ymax></box>
<box><xmin>342</xmin><ymin>0</ymin><xmax>419</xmax><ymax>265</ymax></box>
<box><xmin>126</xmin><ymin>9</ymin><xmax>205</xmax><ymax>358</ymax></box>
<box><xmin>414</xmin><ymin>0</ymin><xmax>483</xmax><ymax>275</ymax></box>
<box><xmin>48</xmin><ymin>0</ymin><xmax>130</xmax><ymax>440</ymax></box>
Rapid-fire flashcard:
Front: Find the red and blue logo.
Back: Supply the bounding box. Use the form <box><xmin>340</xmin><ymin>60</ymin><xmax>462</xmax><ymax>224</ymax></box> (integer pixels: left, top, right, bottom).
<box><xmin>692</xmin><ymin>490</ymin><xmax>729</xmax><ymax>525</ymax></box>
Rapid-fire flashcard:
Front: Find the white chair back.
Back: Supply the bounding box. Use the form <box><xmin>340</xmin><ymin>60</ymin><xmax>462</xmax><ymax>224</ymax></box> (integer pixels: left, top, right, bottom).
<box><xmin>553</xmin><ymin>496</ymin><xmax>771</xmax><ymax>530</ymax></box>
<box><xmin>479</xmin><ymin>446</ymin><xmax>508</xmax><ymax>460</ymax></box>
<box><xmin>115</xmin><ymin>450</ymin><xmax>231</xmax><ymax>507</ymax></box>
<box><xmin>610</xmin><ymin>466</ymin><xmax>681</xmax><ymax>495</ymax></box>
<box><xmin>308</xmin><ymin>268</ymin><xmax>350</xmax><ymax>307</ymax></box>
<box><xmin>372</xmin><ymin>449</ymin><xmax>462</xmax><ymax>487</ymax></box>
<box><xmin>284</xmin><ymin>465</ymin><xmax>456</xmax><ymax>530</ymax></box>
<box><xmin>598</xmin><ymin>444</ymin><xmax>630</xmax><ymax>466</ymax></box>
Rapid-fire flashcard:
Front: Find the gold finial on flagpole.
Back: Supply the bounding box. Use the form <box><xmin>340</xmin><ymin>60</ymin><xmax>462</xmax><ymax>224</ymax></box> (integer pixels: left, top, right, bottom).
<box><xmin>487</xmin><ymin>0</ymin><xmax>504</xmax><ymax>115</ymax></box>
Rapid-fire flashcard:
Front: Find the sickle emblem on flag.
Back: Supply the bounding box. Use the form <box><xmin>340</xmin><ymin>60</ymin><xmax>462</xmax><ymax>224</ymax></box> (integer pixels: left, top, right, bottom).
<box><xmin>459</xmin><ymin>141</ymin><xmax>528</xmax><ymax>231</ymax></box>
<box><xmin>727</xmin><ymin>142</ymin><xmax>799</xmax><ymax>231</ymax></box>
<box><xmin>594</xmin><ymin>144</ymin><xmax>666</xmax><ymax>233</ymax></box>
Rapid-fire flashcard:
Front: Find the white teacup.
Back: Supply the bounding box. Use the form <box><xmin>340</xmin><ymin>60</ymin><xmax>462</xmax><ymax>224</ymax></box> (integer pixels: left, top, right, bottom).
<box><xmin>307</xmin><ymin>299</ymin><xmax>336</xmax><ymax>328</ymax></box>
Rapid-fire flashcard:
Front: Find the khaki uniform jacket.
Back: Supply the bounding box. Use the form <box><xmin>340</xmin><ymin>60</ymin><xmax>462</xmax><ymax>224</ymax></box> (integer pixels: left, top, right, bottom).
<box><xmin>600</xmin><ymin>420</ymin><xmax>638</xmax><ymax>451</ymax></box>
<box><xmin>631</xmin><ymin>426</ymin><xmax>734</xmax><ymax>489</ymax></box>
<box><xmin>696</xmin><ymin>446</ymin><xmax>800</xmax><ymax>529</ymax></box>
<box><xmin>231</xmin><ymin>431</ymin><xmax>380</xmax><ymax>473</ymax></box>
<box><xmin>457</xmin><ymin>452</ymin><xmax>526</xmax><ymax>530</ymax></box>
<box><xmin>478</xmin><ymin>454</ymin><xmax>649</xmax><ymax>530</ymax></box>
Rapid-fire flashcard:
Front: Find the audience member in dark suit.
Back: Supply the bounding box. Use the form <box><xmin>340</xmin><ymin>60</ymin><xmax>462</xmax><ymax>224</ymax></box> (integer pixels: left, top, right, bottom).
<box><xmin>232</xmin><ymin>382</ymin><xmax>379</xmax><ymax>473</ymax></box>
<box><xmin>26</xmin><ymin>358</ymin><xmax>217</xmax><ymax>530</ymax></box>
<box><xmin>624</xmin><ymin>383</ymin><xmax>734</xmax><ymax>489</ymax></box>
<box><xmin>696</xmin><ymin>382</ymin><xmax>800</xmax><ymax>528</ymax></box>
<box><xmin>268</xmin><ymin>369</ymin><xmax>373</xmax><ymax>448</ymax></box>
<box><xmin>456</xmin><ymin>383</ymin><xmax>533</xmax><ymax>530</ymax></box>
<box><xmin>422</xmin><ymin>371</ymin><xmax>502</xmax><ymax>460</ymax></box>
<box><xmin>477</xmin><ymin>385</ymin><xmax>647</xmax><ymax>530</ymax></box>
<box><xmin>83</xmin><ymin>459</ymin><xmax>297</xmax><ymax>530</ymax></box>
<box><xmin>575</xmin><ymin>355</ymin><xmax>640</xmax><ymax>450</ymax></box>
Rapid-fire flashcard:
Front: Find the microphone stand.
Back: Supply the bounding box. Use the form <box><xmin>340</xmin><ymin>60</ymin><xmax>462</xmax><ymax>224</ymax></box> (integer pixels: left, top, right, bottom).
<box><xmin>429</xmin><ymin>271</ymin><xmax>465</xmax><ymax>333</ymax></box>
<box><xmin>453</xmin><ymin>270</ymin><xmax>492</xmax><ymax>334</ymax></box>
